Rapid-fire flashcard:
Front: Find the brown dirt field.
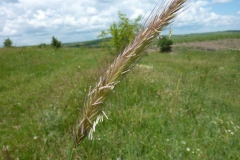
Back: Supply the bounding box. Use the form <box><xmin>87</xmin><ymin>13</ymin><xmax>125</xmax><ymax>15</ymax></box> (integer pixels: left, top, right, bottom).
<box><xmin>173</xmin><ymin>38</ymin><xmax>240</xmax><ymax>51</ymax></box>
<box><xmin>147</xmin><ymin>38</ymin><xmax>240</xmax><ymax>53</ymax></box>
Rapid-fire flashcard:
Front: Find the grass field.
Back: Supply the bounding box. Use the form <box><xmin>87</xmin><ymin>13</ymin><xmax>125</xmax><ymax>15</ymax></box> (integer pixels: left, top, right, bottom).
<box><xmin>63</xmin><ymin>30</ymin><xmax>240</xmax><ymax>48</ymax></box>
<box><xmin>1</xmin><ymin>36</ymin><xmax>240</xmax><ymax>159</ymax></box>
<box><xmin>171</xmin><ymin>30</ymin><xmax>240</xmax><ymax>43</ymax></box>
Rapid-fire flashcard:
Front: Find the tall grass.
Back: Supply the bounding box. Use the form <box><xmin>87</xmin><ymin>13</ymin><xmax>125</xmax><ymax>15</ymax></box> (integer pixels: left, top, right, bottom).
<box><xmin>73</xmin><ymin>0</ymin><xmax>187</xmax><ymax>149</ymax></box>
<box><xmin>0</xmin><ymin>47</ymin><xmax>110</xmax><ymax>159</ymax></box>
<box><xmin>1</xmin><ymin>1</ymin><xmax>240</xmax><ymax>158</ymax></box>
<box><xmin>1</xmin><ymin>44</ymin><xmax>240</xmax><ymax>159</ymax></box>
<box><xmin>74</xmin><ymin>48</ymin><xmax>240</xmax><ymax>159</ymax></box>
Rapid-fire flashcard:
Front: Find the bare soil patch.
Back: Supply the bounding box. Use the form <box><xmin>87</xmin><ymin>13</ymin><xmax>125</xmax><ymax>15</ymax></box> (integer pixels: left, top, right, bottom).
<box><xmin>173</xmin><ymin>38</ymin><xmax>240</xmax><ymax>51</ymax></box>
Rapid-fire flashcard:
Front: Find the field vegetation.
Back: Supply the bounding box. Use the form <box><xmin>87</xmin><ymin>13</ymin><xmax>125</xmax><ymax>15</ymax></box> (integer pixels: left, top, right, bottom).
<box><xmin>171</xmin><ymin>30</ymin><xmax>240</xmax><ymax>43</ymax></box>
<box><xmin>1</xmin><ymin>31</ymin><xmax>240</xmax><ymax>159</ymax></box>
<box><xmin>63</xmin><ymin>30</ymin><xmax>240</xmax><ymax>48</ymax></box>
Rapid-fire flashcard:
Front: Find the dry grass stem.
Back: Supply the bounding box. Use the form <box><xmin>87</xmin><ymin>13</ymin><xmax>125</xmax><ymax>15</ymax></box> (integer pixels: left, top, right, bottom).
<box><xmin>74</xmin><ymin>0</ymin><xmax>187</xmax><ymax>147</ymax></box>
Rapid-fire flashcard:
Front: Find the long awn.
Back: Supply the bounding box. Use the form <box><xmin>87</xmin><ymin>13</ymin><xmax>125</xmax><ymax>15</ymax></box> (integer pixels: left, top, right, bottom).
<box><xmin>73</xmin><ymin>0</ymin><xmax>188</xmax><ymax>148</ymax></box>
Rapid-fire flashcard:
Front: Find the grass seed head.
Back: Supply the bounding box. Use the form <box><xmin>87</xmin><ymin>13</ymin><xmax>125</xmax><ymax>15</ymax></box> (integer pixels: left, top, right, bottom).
<box><xmin>74</xmin><ymin>0</ymin><xmax>187</xmax><ymax>147</ymax></box>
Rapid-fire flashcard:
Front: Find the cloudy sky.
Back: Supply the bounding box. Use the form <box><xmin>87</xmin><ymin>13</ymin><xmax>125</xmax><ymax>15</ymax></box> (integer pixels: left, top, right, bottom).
<box><xmin>0</xmin><ymin>0</ymin><xmax>239</xmax><ymax>46</ymax></box>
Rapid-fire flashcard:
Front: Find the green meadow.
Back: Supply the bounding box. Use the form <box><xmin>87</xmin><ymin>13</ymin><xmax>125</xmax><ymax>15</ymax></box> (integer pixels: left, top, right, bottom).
<box><xmin>1</xmin><ymin>33</ymin><xmax>240</xmax><ymax>159</ymax></box>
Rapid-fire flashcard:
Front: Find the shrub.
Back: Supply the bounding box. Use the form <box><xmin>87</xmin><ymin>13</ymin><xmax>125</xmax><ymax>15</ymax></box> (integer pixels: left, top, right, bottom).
<box><xmin>51</xmin><ymin>36</ymin><xmax>62</xmax><ymax>48</ymax></box>
<box><xmin>158</xmin><ymin>36</ymin><xmax>173</xmax><ymax>53</ymax></box>
<box><xmin>38</xmin><ymin>43</ymin><xmax>47</xmax><ymax>48</ymax></box>
<box><xmin>3</xmin><ymin>38</ymin><xmax>12</xmax><ymax>48</ymax></box>
<box><xmin>98</xmin><ymin>12</ymin><xmax>141</xmax><ymax>55</ymax></box>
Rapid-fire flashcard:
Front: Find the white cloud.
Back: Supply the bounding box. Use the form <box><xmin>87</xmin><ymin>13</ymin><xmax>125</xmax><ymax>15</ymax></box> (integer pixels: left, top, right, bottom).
<box><xmin>173</xmin><ymin>0</ymin><xmax>239</xmax><ymax>33</ymax></box>
<box><xmin>2</xmin><ymin>26</ymin><xmax>17</xmax><ymax>35</ymax></box>
<box><xmin>0</xmin><ymin>0</ymin><xmax>239</xmax><ymax>46</ymax></box>
<box><xmin>0</xmin><ymin>0</ymin><xmax>160</xmax><ymax>46</ymax></box>
<box><xmin>87</xmin><ymin>7</ymin><xmax>97</xmax><ymax>15</ymax></box>
<box><xmin>195</xmin><ymin>0</ymin><xmax>209</xmax><ymax>7</ymax></box>
<box><xmin>238</xmin><ymin>11</ymin><xmax>240</xmax><ymax>14</ymax></box>
<box><xmin>212</xmin><ymin>0</ymin><xmax>232</xmax><ymax>4</ymax></box>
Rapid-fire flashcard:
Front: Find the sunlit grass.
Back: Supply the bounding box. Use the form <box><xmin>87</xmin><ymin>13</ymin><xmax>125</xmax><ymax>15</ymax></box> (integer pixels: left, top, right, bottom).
<box><xmin>0</xmin><ymin>46</ymin><xmax>239</xmax><ymax>159</ymax></box>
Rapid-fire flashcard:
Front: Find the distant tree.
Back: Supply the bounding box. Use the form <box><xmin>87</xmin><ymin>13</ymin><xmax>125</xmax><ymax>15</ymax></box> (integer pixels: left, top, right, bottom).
<box><xmin>51</xmin><ymin>36</ymin><xmax>62</xmax><ymax>48</ymax></box>
<box><xmin>3</xmin><ymin>38</ymin><xmax>12</xmax><ymax>48</ymax></box>
<box><xmin>98</xmin><ymin>12</ymin><xmax>141</xmax><ymax>55</ymax></box>
<box><xmin>158</xmin><ymin>36</ymin><xmax>173</xmax><ymax>53</ymax></box>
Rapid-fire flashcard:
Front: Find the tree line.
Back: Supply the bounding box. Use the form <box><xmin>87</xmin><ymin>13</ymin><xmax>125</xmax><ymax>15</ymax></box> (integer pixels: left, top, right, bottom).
<box><xmin>2</xmin><ymin>36</ymin><xmax>62</xmax><ymax>49</ymax></box>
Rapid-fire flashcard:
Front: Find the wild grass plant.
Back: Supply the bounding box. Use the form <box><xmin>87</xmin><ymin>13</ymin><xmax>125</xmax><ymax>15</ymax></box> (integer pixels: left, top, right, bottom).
<box><xmin>73</xmin><ymin>0</ymin><xmax>187</xmax><ymax>149</ymax></box>
<box><xmin>0</xmin><ymin>41</ymin><xmax>240</xmax><ymax>159</ymax></box>
<box><xmin>0</xmin><ymin>47</ymin><xmax>110</xmax><ymax>159</ymax></box>
<box><xmin>74</xmin><ymin>48</ymin><xmax>240</xmax><ymax>159</ymax></box>
<box><xmin>1</xmin><ymin>2</ymin><xmax>240</xmax><ymax>160</ymax></box>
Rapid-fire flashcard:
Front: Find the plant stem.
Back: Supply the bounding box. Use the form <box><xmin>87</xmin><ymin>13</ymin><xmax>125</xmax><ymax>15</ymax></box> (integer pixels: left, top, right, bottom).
<box><xmin>73</xmin><ymin>0</ymin><xmax>187</xmax><ymax>148</ymax></box>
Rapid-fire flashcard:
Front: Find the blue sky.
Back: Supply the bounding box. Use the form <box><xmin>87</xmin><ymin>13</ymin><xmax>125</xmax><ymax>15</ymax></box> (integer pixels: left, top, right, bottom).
<box><xmin>212</xmin><ymin>2</ymin><xmax>238</xmax><ymax>15</ymax></box>
<box><xmin>0</xmin><ymin>0</ymin><xmax>239</xmax><ymax>46</ymax></box>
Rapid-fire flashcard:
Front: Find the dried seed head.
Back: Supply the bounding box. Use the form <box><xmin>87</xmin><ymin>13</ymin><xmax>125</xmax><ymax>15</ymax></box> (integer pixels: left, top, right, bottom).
<box><xmin>74</xmin><ymin>0</ymin><xmax>187</xmax><ymax>147</ymax></box>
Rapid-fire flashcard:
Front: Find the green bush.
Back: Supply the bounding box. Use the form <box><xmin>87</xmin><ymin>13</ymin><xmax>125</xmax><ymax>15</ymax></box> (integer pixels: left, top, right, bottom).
<box><xmin>98</xmin><ymin>12</ymin><xmax>141</xmax><ymax>55</ymax></box>
<box><xmin>158</xmin><ymin>36</ymin><xmax>173</xmax><ymax>53</ymax></box>
<box><xmin>38</xmin><ymin>43</ymin><xmax>47</xmax><ymax>48</ymax></box>
<box><xmin>3</xmin><ymin>38</ymin><xmax>12</xmax><ymax>48</ymax></box>
<box><xmin>51</xmin><ymin>36</ymin><xmax>62</xmax><ymax>48</ymax></box>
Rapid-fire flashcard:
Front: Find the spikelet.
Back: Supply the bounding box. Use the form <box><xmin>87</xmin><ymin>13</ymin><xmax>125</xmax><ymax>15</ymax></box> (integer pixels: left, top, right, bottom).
<box><xmin>74</xmin><ymin>0</ymin><xmax>187</xmax><ymax>147</ymax></box>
